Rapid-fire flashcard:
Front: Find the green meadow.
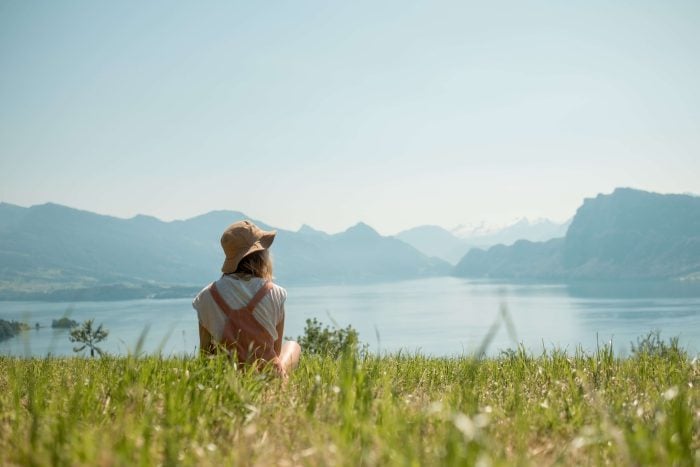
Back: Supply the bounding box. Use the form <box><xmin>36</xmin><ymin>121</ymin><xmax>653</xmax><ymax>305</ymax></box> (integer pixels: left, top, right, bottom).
<box><xmin>1</xmin><ymin>343</ymin><xmax>698</xmax><ymax>466</ymax></box>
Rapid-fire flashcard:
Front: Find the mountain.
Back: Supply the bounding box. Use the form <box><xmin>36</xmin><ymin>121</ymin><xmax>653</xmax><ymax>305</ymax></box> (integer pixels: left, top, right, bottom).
<box><xmin>454</xmin><ymin>238</ymin><xmax>565</xmax><ymax>279</ymax></box>
<box><xmin>394</xmin><ymin>225</ymin><xmax>469</xmax><ymax>264</ymax></box>
<box><xmin>0</xmin><ymin>203</ymin><xmax>450</xmax><ymax>299</ymax></box>
<box><xmin>0</xmin><ymin>202</ymin><xmax>247</xmax><ymax>287</ymax></box>
<box><xmin>396</xmin><ymin>218</ymin><xmax>570</xmax><ymax>264</ymax></box>
<box><xmin>451</xmin><ymin>218</ymin><xmax>570</xmax><ymax>246</ymax></box>
<box><xmin>454</xmin><ymin>188</ymin><xmax>700</xmax><ymax>280</ymax></box>
<box><xmin>562</xmin><ymin>188</ymin><xmax>700</xmax><ymax>279</ymax></box>
<box><xmin>296</xmin><ymin>224</ymin><xmax>329</xmax><ymax>237</ymax></box>
<box><xmin>272</xmin><ymin>222</ymin><xmax>450</xmax><ymax>284</ymax></box>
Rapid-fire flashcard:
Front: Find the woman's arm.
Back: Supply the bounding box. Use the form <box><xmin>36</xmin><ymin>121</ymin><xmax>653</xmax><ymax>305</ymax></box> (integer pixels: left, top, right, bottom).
<box><xmin>199</xmin><ymin>322</ymin><xmax>215</xmax><ymax>356</ymax></box>
<box><xmin>274</xmin><ymin>315</ymin><xmax>284</xmax><ymax>356</ymax></box>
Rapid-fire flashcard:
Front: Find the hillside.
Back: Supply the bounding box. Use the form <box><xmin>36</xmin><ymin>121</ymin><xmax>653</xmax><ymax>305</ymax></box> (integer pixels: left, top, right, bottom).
<box><xmin>454</xmin><ymin>188</ymin><xmax>700</xmax><ymax>280</ymax></box>
<box><xmin>397</xmin><ymin>218</ymin><xmax>569</xmax><ymax>264</ymax></box>
<box><xmin>562</xmin><ymin>188</ymin><xmax>700</xmax><ymax>279</ymax></box>
<box><xmin>454</xmin><ymin>238</ymin><xmax>565</xmax><ymax>279</ymax></box>
<box><xmin>0</xmin><ymin>203</ymin><xmax>450</xmax><ymax>299</ymax></box>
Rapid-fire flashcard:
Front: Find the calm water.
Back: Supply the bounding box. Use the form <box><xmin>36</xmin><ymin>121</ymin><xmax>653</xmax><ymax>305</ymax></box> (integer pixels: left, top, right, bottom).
<box><xmin>2</xmin><ymin>277</ymin><xmax>700</xmax><ymax>357</ymax></box>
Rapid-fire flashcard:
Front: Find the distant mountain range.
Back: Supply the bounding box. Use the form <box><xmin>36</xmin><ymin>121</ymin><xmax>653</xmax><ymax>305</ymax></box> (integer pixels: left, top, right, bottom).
<box><xmin>396</xmin><ymin>218</ymin><xmax>570</xmax><ymax>264</ymax></box>
<box><xmin>454</xmin><ymin>188</ymin><xmax>700</xmax><ymax>280</ymax></box>
<box><xmin>2</xmin><ymin>187</ymin><xmax>698</xmax><ymax>300</ymax></box>
<box><xmin>0</xmin><ymin>202</ymin><xmax>449</xmax><ymax>300</ymax></box>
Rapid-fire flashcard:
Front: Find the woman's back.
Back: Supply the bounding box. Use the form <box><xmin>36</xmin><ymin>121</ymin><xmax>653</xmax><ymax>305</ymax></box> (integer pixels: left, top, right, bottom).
<box><xmin>193</xmin><ymin>274</ymin><xmax>287</xmax><ymax>343</ymax></box>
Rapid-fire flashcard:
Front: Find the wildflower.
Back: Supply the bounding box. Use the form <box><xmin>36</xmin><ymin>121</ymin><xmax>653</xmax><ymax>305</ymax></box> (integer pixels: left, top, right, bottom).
<box><xmin>475</xmin><ymin>454</ymin><xmax>491</xmax><ymax>467</ymax></box>
<box><xmin>662</xmin><ymin>386</ymin><xmax>679</xmax><ymax>401</ymax></box>
<box><xmin>571</xmin><ymin>437</ymin><xmax>587</xmax><ymax>450</ymax></box>
<box><xmin>297</xmin><ymin>447</ymin><xmax>316</xmax><ymax>459</ymax></box>
<box><xmin>244</xmin><ymin>404</ymin><xmax>259</xmax><ymax>423</ymax></box>
<box><xmin>426</xmin><ymin>401</ymin><xmax>443</xmax><ymax>415</ymax></box>
<box><xmin>453</xmin><ymin>413</ymin><xmax>476</xmax><ymax>440</ymax></box>
<box><xmin>474</xmin><ymin>412</ymin><xmax>490</xmax><ymax>428</ymax></box>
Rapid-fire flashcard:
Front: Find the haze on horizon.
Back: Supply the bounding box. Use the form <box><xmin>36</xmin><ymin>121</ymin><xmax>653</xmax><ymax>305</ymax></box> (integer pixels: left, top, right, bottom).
<box><xmin>1</xmin><ymin>1</ymin><xmax>699</xmax><ymax>235</ymax></box>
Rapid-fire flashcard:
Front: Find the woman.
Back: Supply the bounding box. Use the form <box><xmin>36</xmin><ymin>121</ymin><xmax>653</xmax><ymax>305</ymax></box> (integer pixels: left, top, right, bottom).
<box><xmin>192</xmin><ymin>220</ymin><xmax>301</xmax><ymax>378</ymax></box>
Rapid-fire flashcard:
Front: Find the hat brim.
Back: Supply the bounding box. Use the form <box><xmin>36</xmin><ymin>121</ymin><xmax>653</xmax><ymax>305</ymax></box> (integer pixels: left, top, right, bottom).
<box><xmin>221</xmin><ymin>230</ymin><xmax>276</xmax><ymax>274</ymax></box>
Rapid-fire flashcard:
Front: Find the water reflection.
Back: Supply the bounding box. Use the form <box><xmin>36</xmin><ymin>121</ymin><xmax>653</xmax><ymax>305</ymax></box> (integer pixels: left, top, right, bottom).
<box><xmin>567</xmin><ymin>280</ymin><xmax>700</xmax><ymax>299</ymax></box>
<box><xmin>567</xmin><ymin>281</ymin><xmax>700</xmax><ymax>356</ymax></box>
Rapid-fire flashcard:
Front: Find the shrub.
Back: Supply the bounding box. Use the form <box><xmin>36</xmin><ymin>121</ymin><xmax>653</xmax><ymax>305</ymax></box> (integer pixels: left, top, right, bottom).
<box><xmin>293</xmin><ymin>318</ymin><xmax>360</xmax><ymax>358</ymax></box>
<box><xmin>630</xmin><ymin>330</ymin><xmax>686</xmax><ymax>359</ymax></box>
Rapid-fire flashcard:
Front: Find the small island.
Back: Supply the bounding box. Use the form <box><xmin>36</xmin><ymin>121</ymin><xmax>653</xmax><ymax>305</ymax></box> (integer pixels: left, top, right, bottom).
<box><xmin>0</xmin><ymin>319</ymin><xmax>29</xmax><ymax>342</ymax></box>
<box><xmin>52</xmin><ymin>318</ymin><xmax>79</xmax><ymax>329</ymax></box>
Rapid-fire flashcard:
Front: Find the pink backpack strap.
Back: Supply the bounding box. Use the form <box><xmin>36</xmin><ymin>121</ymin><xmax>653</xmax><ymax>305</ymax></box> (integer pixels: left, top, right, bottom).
<box><xmin>209</xmin><ymin>282</ymin><xmax>228</xmax><ymax>313</ymax></box>
<box><xmin>243</xmin><ymin>281</ymin><xmax>274</xmax><ymax>312</ymax></box>
<box><xmin>209</xmin><ymin>281</ymin><xmax>273</xmax><ymax>314</ymax></box>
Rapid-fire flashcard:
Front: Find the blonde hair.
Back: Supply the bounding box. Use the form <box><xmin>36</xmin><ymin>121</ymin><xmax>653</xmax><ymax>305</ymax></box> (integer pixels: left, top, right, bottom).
<box><xmin>233</xmin><ymin>249</ymin><xmax>273</xmax><ymax>280</ymax></box>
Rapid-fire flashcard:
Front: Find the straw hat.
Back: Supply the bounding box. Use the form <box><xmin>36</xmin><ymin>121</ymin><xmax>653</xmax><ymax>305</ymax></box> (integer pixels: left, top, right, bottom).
<box><xmin>220</xmin><ymin>220</ymin><xmax>276</xmax><ymax>274</ymax></box>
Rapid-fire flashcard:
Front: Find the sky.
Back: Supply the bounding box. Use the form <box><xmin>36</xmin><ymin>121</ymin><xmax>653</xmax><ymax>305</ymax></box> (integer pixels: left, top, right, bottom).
<box><xmin>1</xmin><ymin>1</ymin><xmax>699</xmax><ymax>235</ymax></box>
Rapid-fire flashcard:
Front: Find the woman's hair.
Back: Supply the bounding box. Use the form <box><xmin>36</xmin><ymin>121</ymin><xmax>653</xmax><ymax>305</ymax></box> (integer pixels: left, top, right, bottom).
<box><xmin>232</xmin><ymin>249</ymin><xmax>273</xmax><ymax>280</ymax></box>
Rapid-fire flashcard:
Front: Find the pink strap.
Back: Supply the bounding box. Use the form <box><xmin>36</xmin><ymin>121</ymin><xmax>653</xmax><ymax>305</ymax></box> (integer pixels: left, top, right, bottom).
<box><xmin>244</xmin><ymin>281</ymin><xmax>274</xmax><ymax>312</ymax></box>
<box><xmin>210</xmin><ymin>281</ymin><xmax>273</xmax><ymax>314</ymax></box>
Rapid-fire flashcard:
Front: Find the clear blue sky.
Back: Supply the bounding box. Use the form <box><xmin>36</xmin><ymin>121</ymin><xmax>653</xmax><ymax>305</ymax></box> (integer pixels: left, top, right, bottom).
<box><xmin>1</xmin><ymin>1</ymin><xmax>698</xmax><ymax>234</ymax></box>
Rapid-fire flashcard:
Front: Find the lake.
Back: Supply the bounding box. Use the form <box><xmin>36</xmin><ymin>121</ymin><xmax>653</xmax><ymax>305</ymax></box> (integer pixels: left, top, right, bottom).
<box><xmin>2</xmin><ymin>277</ymin><xmax>700</xmax><ymax>357</ymax></box>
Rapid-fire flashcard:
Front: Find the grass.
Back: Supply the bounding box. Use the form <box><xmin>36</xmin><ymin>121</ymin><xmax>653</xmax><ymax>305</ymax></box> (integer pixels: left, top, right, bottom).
<box><xmin>1</xmin><ymin>345</ymin><xmax>698</xmax><ymax>466</ymax></box>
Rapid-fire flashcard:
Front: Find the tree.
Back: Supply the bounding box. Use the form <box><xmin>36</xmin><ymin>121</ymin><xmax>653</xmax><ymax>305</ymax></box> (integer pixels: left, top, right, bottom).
<box><xmin>69</xmin><ymin>319</ymin><xmax>109</xmax><ymax>357</ymax></box>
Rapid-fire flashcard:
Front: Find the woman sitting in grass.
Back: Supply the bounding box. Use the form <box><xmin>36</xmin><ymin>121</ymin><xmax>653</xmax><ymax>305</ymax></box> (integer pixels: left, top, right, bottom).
<box><xmin>192</xmin><ymin>220</ymin><xmax>301</xmax><ymax>378</ymax></box>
